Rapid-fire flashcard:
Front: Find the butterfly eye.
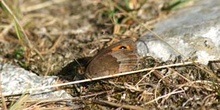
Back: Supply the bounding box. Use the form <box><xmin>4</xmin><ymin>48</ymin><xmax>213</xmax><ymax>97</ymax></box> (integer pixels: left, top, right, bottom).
<box><xmin>111</xmin><ymin>44</ymin><xmax>132</xmax><ymax>51</ymax></box>
<box><xmin>119</xmin><ymin>46</ymin><xmax>127</xmax><ymax>50</ymax></box>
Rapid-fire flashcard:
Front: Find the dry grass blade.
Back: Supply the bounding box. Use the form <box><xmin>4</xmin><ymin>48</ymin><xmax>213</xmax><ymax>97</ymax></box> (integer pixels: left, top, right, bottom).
<box><xmin>168</xmin><ymin>67</ymin><xmax>191</xmax><ymax>82</ymax></box>
<box><xmin>145</xmin><ymin>89</ymin><xmax>185</xmax><ymax>105</ymax></box>
<box><xmin>135</xmin><ymin>68</ymin><xmax>155</xmax><ymax>86</ymax></box>
<box><xmin>21</xmin><ymin>0</ymin><xmax>66</xmax><ymax>13</ymax></box>
<box><xmin>201</xmin><ymin>93</ymin><xmax>217</xmax><ymax>106</ymax></box>
<box><xmin>177</xmin><ymin>80</ymin><xmax>218</xmax><ymax>92</ymax></box>
<box><xmin>193</xmin><ymin>63</ymin><xmax>220</xmax><ymax>82</ymax></box>
<box><xmin>0</xmin><ymin>0</ymin><xmax>44</xmax><ymax>60</ymax></box>
<box><xmin>0</xmin><ymin>22</ymin><xmax>13</xmax><ymax>42</ymax></box>
<box><xmin>0</xmin><ymin>73</ymin><xmax>7</xmax><ymax>110</ymax></box>
<box><xmin>9</xmin><ymin>94</ymin><xmax>30</xmax><ymax>110</ymax></box>
<box><xmin>92</xmin><ymin>99</ymin><xmax>147</xmax><ymax>110</ymax></box>
<box><xmin>153</xmin><ymin>70</ymin><xmax>171</xmax><ymax>85</ymax></box>
<box><xmin>40</xmin><ymin>35</ymin><xmax>63</xmax><ymax>54</ymax></box>
<box><xmin>26</xmin><ymin>90</ymin><xmax>107</xmax><ymax>104</ymax></box>
<box><xmin>154</xmin><ymin>71</ymin><xmax>173</xmax><ymax>104</ymax></box>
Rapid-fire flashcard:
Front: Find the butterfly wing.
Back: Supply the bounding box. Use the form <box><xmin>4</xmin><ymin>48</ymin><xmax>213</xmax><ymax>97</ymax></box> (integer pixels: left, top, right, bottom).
<box><xmin>85</xmin><ymin>40</ymin><xmax>139</xmax><ymax>78</ymax></box>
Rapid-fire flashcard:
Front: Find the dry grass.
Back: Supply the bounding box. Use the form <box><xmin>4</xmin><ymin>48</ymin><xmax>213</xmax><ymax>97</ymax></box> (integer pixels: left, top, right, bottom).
<box><xmin>1</xmin><ymin>0</ymin><xmax>220</xmax><ymax>109</ymax></box>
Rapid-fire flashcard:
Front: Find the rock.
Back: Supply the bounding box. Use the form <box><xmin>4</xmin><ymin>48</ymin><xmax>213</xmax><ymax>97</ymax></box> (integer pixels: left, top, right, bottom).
<box><xmin>137</xmin><ymin>0</ymin><xmax>220</xmax><ymax>65</ymax></box>
<box><xmin>0</xmin><ymin>63</ymin><xmax>72</xmax><ymax>100</ymax></box>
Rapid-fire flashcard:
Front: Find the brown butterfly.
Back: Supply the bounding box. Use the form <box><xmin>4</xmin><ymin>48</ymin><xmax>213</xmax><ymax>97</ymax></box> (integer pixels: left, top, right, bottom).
<box><xmin>85</xmin><ymin>39</ymin><xmax>140</xmax><ymax>78</ymax></box>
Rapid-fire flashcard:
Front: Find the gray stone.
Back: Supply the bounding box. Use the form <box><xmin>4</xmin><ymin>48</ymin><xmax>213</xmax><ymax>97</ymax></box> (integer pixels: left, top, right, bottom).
<box><xmin>137</xmin><ymin>0</ymin><xmax>220</xmax><ymax>65</ymax></box>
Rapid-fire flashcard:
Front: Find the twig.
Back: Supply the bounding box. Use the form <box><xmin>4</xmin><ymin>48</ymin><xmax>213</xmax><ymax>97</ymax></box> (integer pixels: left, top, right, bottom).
<box><xmin>167</xmin><ymin>67</ymin><xmax>191</xmax><ymax>82</ymax></box>
<box><xmin>145</xmin><ymin>89</ymin><xmax>185</xmax><ymax>105</ymax></box>
<box><xmin>176</xmin><ymin>80</ymin><xmax>217</xmax><ymax>92</ymax></box>
<box><xmin>135</xmin><ymin>68</ymin><xmax>155</xmax><ymax>86</ymax></box>
<box><xmin>27</xmin><ymin>91</ymin><xmax>107</xmax><ymax>104</ymax></box>
<box><xmin>201</xmin><ymin>93</ymin><xmax>217</xmax><ymax>106</ymax></box>
<box><xmin>154</xmin><ymin>72</ymin><xmax>173</xmax><ymax>104</ymax></box>
<box><xmin>40</xmin><ymin>35</ymin><xmax>63</xmax><ymax>54</ymax></box>
<box><xmin>93</xmin><ymin>99</ymin><xmax>147</xmax><ymax>110</ymax></box>
<box><xmin>153</xmin><ymin>70</ymin><xmax>171</xmax><ymax>85</ymax></box>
